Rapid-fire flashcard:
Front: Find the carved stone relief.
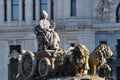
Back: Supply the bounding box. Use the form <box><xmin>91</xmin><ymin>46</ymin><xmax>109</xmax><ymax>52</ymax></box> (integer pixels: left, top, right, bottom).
<box><xmin>96</xmin><ymin>0</ymin><xmax>115</xmax><ymax>22</ymax></box>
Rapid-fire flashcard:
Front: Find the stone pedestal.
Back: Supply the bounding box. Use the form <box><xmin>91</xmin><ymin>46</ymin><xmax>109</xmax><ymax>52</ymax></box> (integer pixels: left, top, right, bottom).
<box><xmin>48</xmin><ymin>76</ymin><xmax>105</xmax><ymax>80</ymax></box>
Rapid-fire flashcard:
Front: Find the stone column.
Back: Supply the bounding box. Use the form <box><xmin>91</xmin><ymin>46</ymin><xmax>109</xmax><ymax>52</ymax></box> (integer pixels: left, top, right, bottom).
<box><xmin>55</xmin><ymin>0</ymin><xmax>64</xmax><ymax>19</ymax></box>
<box><xmin>0</xmin><ymin>41</ymin><xmax>9</xmax><ymax>80</ymax></box>
<box><xmin>36</xmin><ymin>0</ymin><xmax>40</xmax><ymax>22</ymax></box>
<box><xmin>49</xmin><ymin>0</ymin><xmax>51</xmax><ymax>20</ymax></box>
<box><xmin>25</xmin><ymin>0</ymin><xmax>32</xmax><ymax>25</ymax></box>
<box><xmin>63</xmin><ymin>0</ymin><xmax>70</xmax><ymax>18</ymax></box>
<box><xmin>54</xmin><ymin>0</ymin><xmax>57</xmax><ymax>19</ymax></box>
<box><xmin>77</xmin><ymin>0</ymin><xmax>81</xmax><ymax>17</ymax></box>
<box><xmin>48</xmin><ymin>0</ymin><xmax>50</xmax><ymax>19</ymax></box>
<box><xmin>19</xmin><ymin>0</ymin><xmax>23</xmax><ymax>26</ymax></box>
<box><xmin>7</xmin><ymin>0</ymin><xmax>12</xmax><ymax>26</ymax></box>
<box><xmin>0</xmin><ymin>0</ymin><xmax>4</xmax><ymax>24</ymax></box>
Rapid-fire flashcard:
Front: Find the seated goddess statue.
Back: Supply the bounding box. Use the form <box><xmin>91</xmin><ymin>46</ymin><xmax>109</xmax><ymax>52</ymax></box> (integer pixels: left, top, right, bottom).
<box><xmin>33</xmin><ymin>11</ymin><xmax>60</xmax><ymax>51</ymax></box>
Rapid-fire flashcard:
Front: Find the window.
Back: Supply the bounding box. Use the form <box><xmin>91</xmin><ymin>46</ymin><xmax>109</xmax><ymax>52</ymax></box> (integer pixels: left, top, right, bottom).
<box><xmin>11</xmin><ymin>0</ymin><xmax>19</xmax><ymax>21</ymax></box>
<box><xmin>4</xmin><ymin>0</ymin><xmax>7</xmax><ymax>21</ymax></box>
<box><xmin>51</xmin><ymin>0</ymin><xmax>54</xmax><ymax>20</ymax></box>
<box><xmin>71</xmin><ymin>0</ymin><xmax>76</xmax><ymax>16</ymax></box>
<box><xmin>40</xmin><ymin>0</ymin><xmax>48</xmax><ymax>18</ymax></box>
<box><xmin>22</xmin><ymin>0</ymin><xmax>25</xmax><ymax>20</ymax></box>
<box><xmin>116</xmin><ymin>39</ymin><xmax>120</xmax><ymax>59</ymax></box>
<box><xmin>33</xmin><ymin>0</ymin><xmax>36</xmax><ymax>20</ymax></box>
<box><xmin>116</xmin><ymin>3</ymin><xmax>120</xmax><ymax>23</ymax></box>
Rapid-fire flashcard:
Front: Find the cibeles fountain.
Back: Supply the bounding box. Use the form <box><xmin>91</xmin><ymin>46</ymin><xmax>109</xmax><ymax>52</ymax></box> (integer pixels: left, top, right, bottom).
<box><xmin>17</xmin><ymin>11</ymin><xmax>113</xmax><ymax>80</ymax></box>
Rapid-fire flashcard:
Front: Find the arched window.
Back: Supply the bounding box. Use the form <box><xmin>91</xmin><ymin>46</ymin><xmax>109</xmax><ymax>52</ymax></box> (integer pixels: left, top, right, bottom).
<box><xmin>116</xmin><ymin>3</ymin><xmax>120</xmax><ymax>23</ymax></box>
<box><xmin>11</xmin><ymin>0</ymin><xmax>19</xmax><ymax>21</ymax></box>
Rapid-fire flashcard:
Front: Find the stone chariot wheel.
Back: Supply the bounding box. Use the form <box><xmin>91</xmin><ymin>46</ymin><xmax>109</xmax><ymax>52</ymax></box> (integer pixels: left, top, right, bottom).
<box><xmin>19</xmin><ymin>51</ymin><xmax>36</xmax><ymax>78</ymax></box>
<box><xmin>38</xmin><ymin>57</ymin><xmax>51</xmax><ymax>77</ymax></box>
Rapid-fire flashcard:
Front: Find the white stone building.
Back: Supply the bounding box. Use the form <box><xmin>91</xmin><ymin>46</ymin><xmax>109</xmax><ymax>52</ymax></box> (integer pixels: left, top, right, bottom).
<box><xmin>0</xmin><ymin>0</ymin><xmax>120</xmax><ymax>80</ymax></box>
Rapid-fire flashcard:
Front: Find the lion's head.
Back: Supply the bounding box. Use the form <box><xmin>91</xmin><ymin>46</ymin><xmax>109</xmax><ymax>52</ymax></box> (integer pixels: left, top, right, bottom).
<box><xmin>91</xmin><ymin>44</ymin><xmax>113</xmax><ymax>59</ymax></box>
<box><xmin>71</xmin><ymin>44</ymin><xmax>90</xmax><ymax>76</ymax></box>
<box><xmin>72</xmin><ymin>44</ymin><xmax>89</xmax><ymax>59</ymax></box>
<box><xmin>55</xmin><ymin>44</ymin><xmax>90</xmax><ymax>77</ymax></box>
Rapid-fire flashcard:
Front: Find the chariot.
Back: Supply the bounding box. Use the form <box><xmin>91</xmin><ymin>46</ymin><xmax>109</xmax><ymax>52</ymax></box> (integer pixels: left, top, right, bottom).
<box><xmin>18</xmin><ymin>44</ymin><xmax>67</xmax><ymax>79</ymax></box>
<box><xmin>19</xmin><ymin>49</ymin><xmax>66</xmax><ymax>78</ymax></box>
<box><xmin>18</xmin><ymin>22</ymin><xmax>68</xmax><ymax>79</ymax></box>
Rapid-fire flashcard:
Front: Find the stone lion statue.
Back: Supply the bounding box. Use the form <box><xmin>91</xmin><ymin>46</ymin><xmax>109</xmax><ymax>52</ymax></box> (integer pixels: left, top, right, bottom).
<box><xmin>56</xmin><ymin>44</ymin><xmax>90</xmax><ymax>77</ymax></box>
<box><xmin>89</xmin><ymin>43</ymin><xmax>113</xmax><ymax>76</ymax></box>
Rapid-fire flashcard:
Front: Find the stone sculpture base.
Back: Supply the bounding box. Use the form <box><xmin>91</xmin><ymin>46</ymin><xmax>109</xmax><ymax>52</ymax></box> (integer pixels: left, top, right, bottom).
<box><xmin>26</xmin><ymin>76</ymin><xmax>113</xmax><ymax>80</ymax></box>
<box><xmin>48</xmin><ymin>76</ymin><xmax>106</xmax><ymax>80</ymax></box>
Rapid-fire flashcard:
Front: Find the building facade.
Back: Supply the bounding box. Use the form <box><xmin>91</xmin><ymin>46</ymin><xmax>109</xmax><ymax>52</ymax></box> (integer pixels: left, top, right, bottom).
<box><xmin>0</xmin><ymin>0</ymin><xmax>120</xmax><ymax>80</ymax></box>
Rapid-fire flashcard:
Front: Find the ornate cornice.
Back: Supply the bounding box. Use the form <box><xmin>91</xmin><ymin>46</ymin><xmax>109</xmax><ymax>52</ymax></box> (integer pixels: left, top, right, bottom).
<box><xmin>0</xmin><ymin>27</ymin><xmax>33</xmax><ymax>33</ymax></box>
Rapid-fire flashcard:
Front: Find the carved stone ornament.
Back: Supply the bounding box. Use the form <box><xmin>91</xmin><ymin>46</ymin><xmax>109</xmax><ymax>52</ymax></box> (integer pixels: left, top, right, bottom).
<box><xmin>8</xmin><ymin>50</ymin><xmax>20</xmax><ymax>59</ymax></box>
<box><xmin>8</xmin><ymin>39</ymin><xmax>23</xmax><ymax>45</ymax></box>
<box><xmin>96</xmin><ymin>0</ymin><xmax>115</xmax><ymax>22</ymax></box>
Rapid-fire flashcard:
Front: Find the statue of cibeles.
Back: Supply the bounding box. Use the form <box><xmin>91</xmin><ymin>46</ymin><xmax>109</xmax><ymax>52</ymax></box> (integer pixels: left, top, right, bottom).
<box><xmin>33</xmin><ymin>10</ymin><xmax>60</xmax><ymax>51</ymax></box>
